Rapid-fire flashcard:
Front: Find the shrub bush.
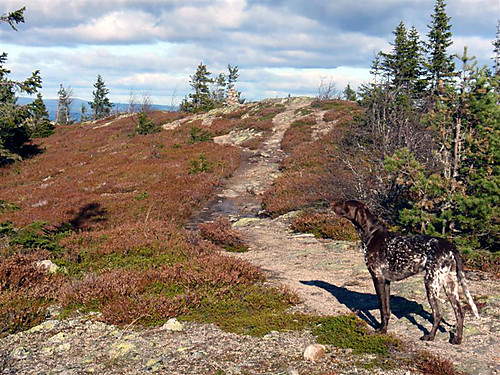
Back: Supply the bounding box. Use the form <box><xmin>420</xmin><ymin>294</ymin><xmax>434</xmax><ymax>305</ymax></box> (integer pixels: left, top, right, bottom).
<box><xmin>199</xmin><ymin>216</ymin><xmax>248</xmax><ymax>252</ymax></box>
<box><xmin>291</xmin><ymin>210</ymin><xmax>358</xmax><ymax>241</ymax></box>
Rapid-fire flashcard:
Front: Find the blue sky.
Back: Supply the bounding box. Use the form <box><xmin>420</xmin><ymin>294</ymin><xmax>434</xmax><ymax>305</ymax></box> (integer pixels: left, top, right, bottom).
<box><xmin>1</xmin><ymin>0</ymin><xmax>498</xmax><ymax>106</ymax></box>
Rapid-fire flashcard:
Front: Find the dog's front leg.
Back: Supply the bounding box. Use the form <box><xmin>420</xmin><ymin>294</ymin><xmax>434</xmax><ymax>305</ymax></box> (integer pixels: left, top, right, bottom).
<box><xmin>370</xmin><ymin>272</ymin><xmax>390</xmax><ymax>333</ymax></box>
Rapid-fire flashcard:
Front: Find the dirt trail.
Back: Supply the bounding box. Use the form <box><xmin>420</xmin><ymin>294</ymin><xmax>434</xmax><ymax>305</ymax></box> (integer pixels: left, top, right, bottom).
<box><xmin>200</xmin><ymin>97</ymin><xmax>500</xmax><ymax>375</ymax></box>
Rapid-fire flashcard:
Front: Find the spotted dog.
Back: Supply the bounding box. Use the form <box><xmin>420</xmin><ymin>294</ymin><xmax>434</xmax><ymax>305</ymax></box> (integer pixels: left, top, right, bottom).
<box><xmin>331</xmin><ymin>200</ymin><xmax>479</xmax><ymax>344</ymax></box>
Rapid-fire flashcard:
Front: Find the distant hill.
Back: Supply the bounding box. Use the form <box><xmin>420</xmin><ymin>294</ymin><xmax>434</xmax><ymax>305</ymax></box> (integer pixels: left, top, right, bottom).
<box><xmin>17</xmin><ymin>97</ymin><xmax>175</xmax><ymax>122</ymax></box>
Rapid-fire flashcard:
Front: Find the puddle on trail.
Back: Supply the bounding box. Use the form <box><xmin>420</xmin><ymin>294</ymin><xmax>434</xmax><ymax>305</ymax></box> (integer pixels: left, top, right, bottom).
<box><xmin>186</xmin><ymin>149</ymin><xmax>267</xmax><ymax>230</ymax></box>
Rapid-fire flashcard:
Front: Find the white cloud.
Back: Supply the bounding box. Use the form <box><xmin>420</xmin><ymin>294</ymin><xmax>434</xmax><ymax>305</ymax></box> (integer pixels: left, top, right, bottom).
<box><xmin>1</xmin><ymin>0</ymin><xmax>497</xmax><ymax>103</ymax></box>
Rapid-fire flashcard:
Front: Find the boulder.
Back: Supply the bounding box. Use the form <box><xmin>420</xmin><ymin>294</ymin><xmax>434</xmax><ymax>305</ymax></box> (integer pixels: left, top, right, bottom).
<box><xmin>303</xmin><ymin>344</ymin><xmax>326</xmax><ymax>362</ymax></box>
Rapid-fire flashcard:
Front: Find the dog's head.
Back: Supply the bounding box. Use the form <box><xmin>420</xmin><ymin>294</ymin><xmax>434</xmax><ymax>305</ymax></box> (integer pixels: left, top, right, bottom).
<box><xmin>331</xmin><ymin>200</ymin><xmax>367</xmax><ymax>225</ymax></box>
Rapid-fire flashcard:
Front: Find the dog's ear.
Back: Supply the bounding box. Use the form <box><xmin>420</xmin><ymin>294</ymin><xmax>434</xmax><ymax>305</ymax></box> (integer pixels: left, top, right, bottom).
<box><xmin>331</xmin><ymin>201</ymin><xmax>347</xmax><ymax>217</ymax></box>
<box><xmin>354</xmin><ymin>204</ymin><xmax>365</xmax><ymax>225</ymax></box>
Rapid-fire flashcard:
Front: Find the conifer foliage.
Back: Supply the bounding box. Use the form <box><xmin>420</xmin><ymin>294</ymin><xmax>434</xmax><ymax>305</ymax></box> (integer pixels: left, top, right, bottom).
<box><xmin>89</xmin><ymin>75</ymin><xmax>113</xmax><ymax>120</ymax></box>
<box><xmin>354</xmin><ymin>0</ymin><xmax>500</xmax><ymax>253</ymax></box>
<box><xmin>0</xmin><ymin>7</ymin><xmax>43</xmax><ymax>165</ymax></box>
<box><xmin>27</xmin><ymin>93</ymin><xmax>53</xmax><ymax>138</ymax></box>
<box><xmin>180</xmin><ymin>63</ymin><xmax>240</xmax><ymax>112</ymax></box>
<box><xmin>424</xmin><ymin>0</ymin><xmax>454</xmax><ymax>89</ymax></box>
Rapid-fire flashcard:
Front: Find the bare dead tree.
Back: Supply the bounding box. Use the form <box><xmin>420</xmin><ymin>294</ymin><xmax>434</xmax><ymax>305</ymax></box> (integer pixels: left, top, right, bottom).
<box><xmin>140</xmin><ymin>91</ymin><xmax>152</xmax><ymax>113</ymax></box>
<box><xmin>317</xmin><ymin>76</ymin><xmax>340</xmax><ymax>100</ymax></box>
<box><xmin>127</xmin><ymin>90</ymin><xmax>138</xmax><ymax>113</ymax></box>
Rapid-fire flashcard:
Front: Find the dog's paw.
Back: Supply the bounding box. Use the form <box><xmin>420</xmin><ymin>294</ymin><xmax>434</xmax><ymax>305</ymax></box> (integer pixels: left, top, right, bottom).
<box><xmin>376</xmin><ymin>327</ymin><xmax>388</xmax><ymax>334</ymax></box>
<box><xmin>420</xmin><ymin>334</ymin><xmax>434</xmax><ymax>341</ymax></box>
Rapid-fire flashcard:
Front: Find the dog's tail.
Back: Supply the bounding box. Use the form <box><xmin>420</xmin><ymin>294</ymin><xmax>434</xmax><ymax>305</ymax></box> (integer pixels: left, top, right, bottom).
<box><xmin>453</xmin><ymin>247</ymin><xmax>480</xmax><ymax>319</ymax></box>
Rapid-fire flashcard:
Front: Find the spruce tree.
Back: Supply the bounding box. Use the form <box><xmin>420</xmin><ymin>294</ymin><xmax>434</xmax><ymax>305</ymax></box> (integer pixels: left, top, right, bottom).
<box><xmin>89</xmin><ymin>75</ymin><xmax>113</xmax><ymax>120</ymax></box>
<box><xmin>191</xmin><ymin>62</ymin><xmax>213</xmax><ymax>111</ymax></box>
<box><xmin>493</xmin><ymin>20</ymin><xmax>500</xmax><ymax>76</ymax></box>
<box><xmin>380</xmin><ymin>22</ymin><xmax>423</xmax><ymax>93</ymax></box>
<box><xmin>424</xmin><ymin>0</ymin><xmax>454</xmax><ymax>90</ymax></box>
<box><xmin>182</xmin><ymin>62</ymin><xmax>213</xmax><ymax>112</ymax></box>
<box><xmin>382</xmin><ymin>21</ymin><xmax>409</xmax><ymax>86</ymax></box>
<box><xmin>343</xmin><ymin>83</ymin><xmax>357</xmax><ymax>101</ymax></box>
<box><xmin>0</xmin><ymin>7</ymin><xmax>42</xmax><ymax>164</ymax></box>
<box><xmin>227</xmin><ymin>64</ymin><xmax>239</xmax><ymax>90</ymax></box>
<box><xmin>27</xmin><ymin>93</ymin><xmax>54</xmax><ymax>138</ymax></box>
<box><xmin>406</xmin><ymin>26</ymin><xmax>425</xmax><ymax>93</ymax></box>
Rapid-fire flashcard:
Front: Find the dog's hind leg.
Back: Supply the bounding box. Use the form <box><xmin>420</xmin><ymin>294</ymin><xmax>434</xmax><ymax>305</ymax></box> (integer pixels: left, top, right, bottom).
<box><xmin>421</xmin><ymin>271</ymin><xmax>443</xmax><ymax>341</ymax></box>
<box><xmin>443</xmin><ymin>273</ymin><xmax>464</xmax><ymax>345</ymax></box>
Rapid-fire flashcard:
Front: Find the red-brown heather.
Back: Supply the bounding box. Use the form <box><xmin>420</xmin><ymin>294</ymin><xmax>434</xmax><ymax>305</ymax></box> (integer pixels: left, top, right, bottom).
<box><xmin>0</xmin><ymin>111</ymin><xmax>240</xmax><ymax>227</ymax></box>
<box><xmin>0</xmin><ymin>110</ymin><xmax>263</xmax><ymax>332</ymax></box>
<box><xmin>263</xmin><ymin>100</ymin><xmax>365</xmax><ymax>217</ymax></box>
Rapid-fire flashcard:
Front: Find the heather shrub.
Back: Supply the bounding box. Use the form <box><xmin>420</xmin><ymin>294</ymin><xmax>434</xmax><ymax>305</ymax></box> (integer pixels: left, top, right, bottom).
<box><xmin>249</xmin><ymin>103</ymin><xmax>286</xmax><ymax>121</ymax></box>
<box><xmin>199</xmin><ymin>216</ymin><xmax>248</xmax><ymax>252</ymax></box>
<box><xmin>0</xmin><ymin>253</ymin><xmax>49</xmax><ymax>291</ymax></box>
<box><xmin>291</xmin><ymin>210</ymin><xmax>358</xmax><ymax>240</ymax></box>
<box><xmin>281</xmin><ymin>117</ymin><xmax>316</xmax><ymax>153</ymax></box>
<box><xmin>416</xmin><ymin>351</ymin><xmax>466</xmax><ymax>375</ymax></box>
<box><xmin>210</xmin><ymin>118</ymin><xmax>239</xmax><ymax>135</ymax></box>
<box><xmin>0</xmin><ymin>294</ymin><xmax>49</xmax><ymax>336</ymax></box>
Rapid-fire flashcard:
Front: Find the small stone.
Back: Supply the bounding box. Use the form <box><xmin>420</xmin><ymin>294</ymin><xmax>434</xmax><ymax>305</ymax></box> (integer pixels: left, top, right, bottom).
<box><xmin>35</xmin><ymin>259</ymin><xmax>59</xmax><ymax>274</ymax></box>
<box><xmin>303</xmin><ymin>344</ymin><xmax>326</xmax><ymax>362</ymax></box>
<box><xmin>161</xmin><ymin>318</ymin><xmax>183</xmax><ymax>332</ymax></box>
<box><xmin>288</xmin><ymin>368</ymin><xmax>299</xmax><ymax>375</ymax></box>
<box><xmin>46</xmin><ymin>305</ymin><xmax>62</xmax><ymax>318</ymax></box>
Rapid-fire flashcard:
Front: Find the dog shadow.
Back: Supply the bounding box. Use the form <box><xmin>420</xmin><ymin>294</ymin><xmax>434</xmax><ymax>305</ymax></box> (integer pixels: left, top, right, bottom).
<box><xmin>300</xmin><ymin>280</ymin><xmax>450</xmax><ymax>335</ymax></box>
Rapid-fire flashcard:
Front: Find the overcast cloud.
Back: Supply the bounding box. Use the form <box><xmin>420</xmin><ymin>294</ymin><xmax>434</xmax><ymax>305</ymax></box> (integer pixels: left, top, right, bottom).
<box><xmin>0</xmin><ymin>0</ymin><xmax>498</xmax><ymax>105</ymax></box>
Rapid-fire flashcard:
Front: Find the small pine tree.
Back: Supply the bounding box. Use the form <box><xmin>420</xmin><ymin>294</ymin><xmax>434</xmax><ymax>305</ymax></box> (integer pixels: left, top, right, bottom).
<box><xmin>27</xmin><ymin>93</ymin><xmax>54</xmax><ymax>138</ymax></box>
<box><xmin>186</xmin><ymin>62</ymin><xmax>213</xmax><ymax>112</ymax></box>
<box><xmin>424</xmin><ymin>0</ymin><xmax>454</xmax><ymax>90</ymax></box>
<box><xmin>80</xmin><ymin>103</ymin><xmax>89</xmax><ymax>122</ymax></box>
<box><xmin>89</xmin><ymin>75</ymin><xmax>113</xmax><ymax>120</ymax></box>
<box><xmin>134</xmin><ymin>111</ymin><xmax>161</xmax><ymax>135</ymax></box>
<box><xmin>343</xmin><ymin>83</ymin><xmax>357</xmax><ymax>101</ymax></box>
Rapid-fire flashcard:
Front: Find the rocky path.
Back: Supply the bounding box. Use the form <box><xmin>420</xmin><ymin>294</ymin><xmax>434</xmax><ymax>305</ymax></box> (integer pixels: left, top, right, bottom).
<box><xmin>204</xmin><ymin>97</ymin><xmax>500</xmax><ymax>375</ymax></box>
